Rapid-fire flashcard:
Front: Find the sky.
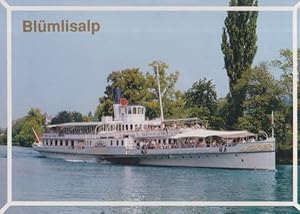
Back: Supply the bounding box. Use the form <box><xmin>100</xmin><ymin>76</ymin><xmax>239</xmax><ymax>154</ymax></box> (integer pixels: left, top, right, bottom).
<box><xmin>0</xmin><ymin>0</ymin><xmax>299</xmax><ymax>128</ymax></box>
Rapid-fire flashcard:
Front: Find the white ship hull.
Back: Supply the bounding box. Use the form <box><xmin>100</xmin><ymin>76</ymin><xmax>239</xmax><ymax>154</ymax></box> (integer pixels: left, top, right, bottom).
<box><xmin>36</xmin><ymin>150</ymin><xmax>100</xmax><ymax>163</ymax></box>
<box><xmin>34</xmin><ymin>141</ymin><xmax>276</xmax><ymax>170</ymax></box>
<box><xmin>136</xmin><ymin>152</ymin><xmax>275</xmax><ymax>170</ymax></box>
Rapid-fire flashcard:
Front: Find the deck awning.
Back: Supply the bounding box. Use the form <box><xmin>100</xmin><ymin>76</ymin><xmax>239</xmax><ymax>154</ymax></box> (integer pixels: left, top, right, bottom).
<box><xmin>170</xmin><ymin>129</ymin><xmax>256</xmax><ymax>139</ymax></box>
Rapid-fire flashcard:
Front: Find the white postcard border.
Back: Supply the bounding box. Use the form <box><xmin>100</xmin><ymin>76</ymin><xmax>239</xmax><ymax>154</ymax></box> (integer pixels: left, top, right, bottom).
<box><xmin>0</xmin><ymin>1</ymin><xmax>299</xmax><ymax>213</ymax></box>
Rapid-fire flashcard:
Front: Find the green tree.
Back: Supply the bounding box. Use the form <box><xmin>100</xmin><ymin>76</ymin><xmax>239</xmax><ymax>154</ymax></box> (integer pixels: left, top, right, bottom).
<box><xmin>271</xmin><ymin>49</ymin><xmax>300</xmax><ymax>96</ymax></box>
<box><xmin>71</xmin><ymin>111</ymin><xmax>83</xmax><ymax>122</ymax></box>
<box><xmin>95</xmin><ymin>61</ymin><xmax>185</xmax><ymax>120</ymax></box>
<box><xmin>269</xmin><ymin>48</ymin><xmax>300</xmax><ymax>163</ymax></box>
<box><xmin>145</xmin><ymin>61</ymin><xmax>184</xmax><ymax>119</ymax></box>
<box><xmin>184</xmin><ymin>78</ymin><xmax>218</xmax><ymax>123</ymax></box>
<box><xmin>236</xmin><ymin>63</ymin><xmax>287</xmax><ymax>142</ymax></box>
<box><xmin>221</xmin><ymin>0</ymin><xmax>258</xmax><ymax>126</ymax></box>
<box><xmin>271</xmin><ymin>48</ymin><xmax>300</xmax><ymax>139</ymax></box>
<box><xmin>12</xmin><ymin>118</ymin><xmax>25</xmax><ymax>144</ymax></box>
<box><xmin>83</xmin><ymin>111</ymin><xmax>94</xmax><ymax>122</ymax></box>
<box><xmin>15</xmin><ymin>108</ymin><xmax>45</xmax><ymax>147</ymax></box>
<box><xmin>51</xmin><ymin>111</ymin><xmax>83</xmax><ymax>124</ymax></box>
<box><xmin>213</xmin><ymin>98</ymin><xmax>231</xmax><ymax>129</ymax></box>
<box><xmin>95</xmin><ymin>68</ymin><xmax>148</xmax><ymax>119</ymax></box>
<box><xmin>0</xmin><ymin>129</ymin><xmax>7</xmax><ymax>145</ymax></box>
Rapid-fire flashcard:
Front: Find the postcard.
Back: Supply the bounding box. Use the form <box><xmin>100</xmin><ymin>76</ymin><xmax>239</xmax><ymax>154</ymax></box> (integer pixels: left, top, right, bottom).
<box><xmin>0</xmin><ymin>0</ymin><xmax>299</xmax><ymax>213</ymax></box>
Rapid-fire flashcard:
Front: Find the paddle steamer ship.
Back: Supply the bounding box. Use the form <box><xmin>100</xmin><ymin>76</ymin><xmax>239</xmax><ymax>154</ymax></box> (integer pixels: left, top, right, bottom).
<box><xmin>33</xmin><ymin>86</ymin><xmax>275</xmax><ymax>170</ymax></box>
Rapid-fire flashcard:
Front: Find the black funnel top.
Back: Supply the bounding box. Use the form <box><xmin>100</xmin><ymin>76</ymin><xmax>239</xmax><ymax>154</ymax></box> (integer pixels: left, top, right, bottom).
<box><xmin>113</xmin><ymin>88</ymin><xmax>122</xmax><ymax>104</ymax></box>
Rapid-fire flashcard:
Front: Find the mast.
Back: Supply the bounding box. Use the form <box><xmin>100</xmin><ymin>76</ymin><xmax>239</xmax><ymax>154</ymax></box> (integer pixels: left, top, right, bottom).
<box><xmin>155</xmin><ymin>64</ymin><xmax>164</xmax><ymax>123</ymax></box>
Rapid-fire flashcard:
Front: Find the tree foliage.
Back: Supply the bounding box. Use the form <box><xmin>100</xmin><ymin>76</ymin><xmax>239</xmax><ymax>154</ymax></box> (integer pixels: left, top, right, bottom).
<box><xmin>0</xmin><ymin>129</ymin><xmax>6</xmax><ymax>145</ymax></box>
<box><xmin>184</xmin><ymin>78</ymin><xmax>218</xmax><ymax>123</ymax></box>
<box><xmin>95</xmin><ymin>61</ymin><xmax>185</xmax><ymax>120</ymax></box>
<box><xmin>83</xmin><ymin>111</ymin><xmax>94</xmax><ymax>122</ymax></box>
<box><xmin>51</xmin><ymin>111</ymin><xmax>83</xmax><ymax>124</ymax></box>
<box><xmin>14</xmin><ymin>108</ymin><xmax>45</xmax><ymax>147</ymax></box>
<box><xmin>95</xmin><ymin>68</ymin><xmax>148</xmax><ymax>119</ymax></box>
<box><xmin>221</xmin><ymin>0</ymin><xmax>258</xmax><ymax>126</ymax></box>
<box><xmin>236</xmin><ymin>63</ymin><xmax>288</xmax><ymax>142</ymax></box>
<box><xmin>271</xmin><ymin>48</ymin><xmax>300</xmax><ymax>97</ymax></box>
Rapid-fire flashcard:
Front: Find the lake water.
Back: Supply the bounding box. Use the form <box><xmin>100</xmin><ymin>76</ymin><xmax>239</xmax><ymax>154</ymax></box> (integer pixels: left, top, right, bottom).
<box><xmin>0</xmin><ymin>146</ymin><xmax>299</xmax><ymax>213</ymax></box>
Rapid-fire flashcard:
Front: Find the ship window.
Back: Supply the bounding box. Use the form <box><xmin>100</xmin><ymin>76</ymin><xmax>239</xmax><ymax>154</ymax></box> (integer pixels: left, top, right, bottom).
<box><xmin>60</xmin><ymin>140</ymin><xmax>63</xmax><ymax>146</ymax></box>
<box><xmin>71</xmin><ymin>140</ymin><xmax>74</xmax><ymax>147</ymax></box>
<box><xmin>133</xmin><ymin>107</ymin><xmax>136</xmax><ymax>114</ymax></box>
<box><xmin>128</xmin><ymin>108</ymin><xmax>132</xmax><ymax>114</ymax></box>
<box><xmin>126</xmin><ymin>125</ymin><xmax>128</xmax><ymax>130</ymax></box>
<box><xmin>130</xmin><ymin>124</ymin><xmax>133</xmax><ymax>130</ymax></box>
<box><xmin>66</xmin><ymin>141</ymin><xmax>68</xmax><ymax>146</ymax></box>
<box><xmin>111</xmin><ymin>140</ymin><xmax>113</xmax><ymax>146</ymax></box>
<box><xmin>121</xmin><ymin>140</ymin><xmax>124</xmax><ymax>146</ymax></box>
<box><xmin>117</xmin><ymin>140</ymin><xmax>119</xmax><ymax>146</ymax></box>
<box><xmin>55</xmin><ymin>140</ymin><xmax>57</xmax><ymax>146</ymax></box>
